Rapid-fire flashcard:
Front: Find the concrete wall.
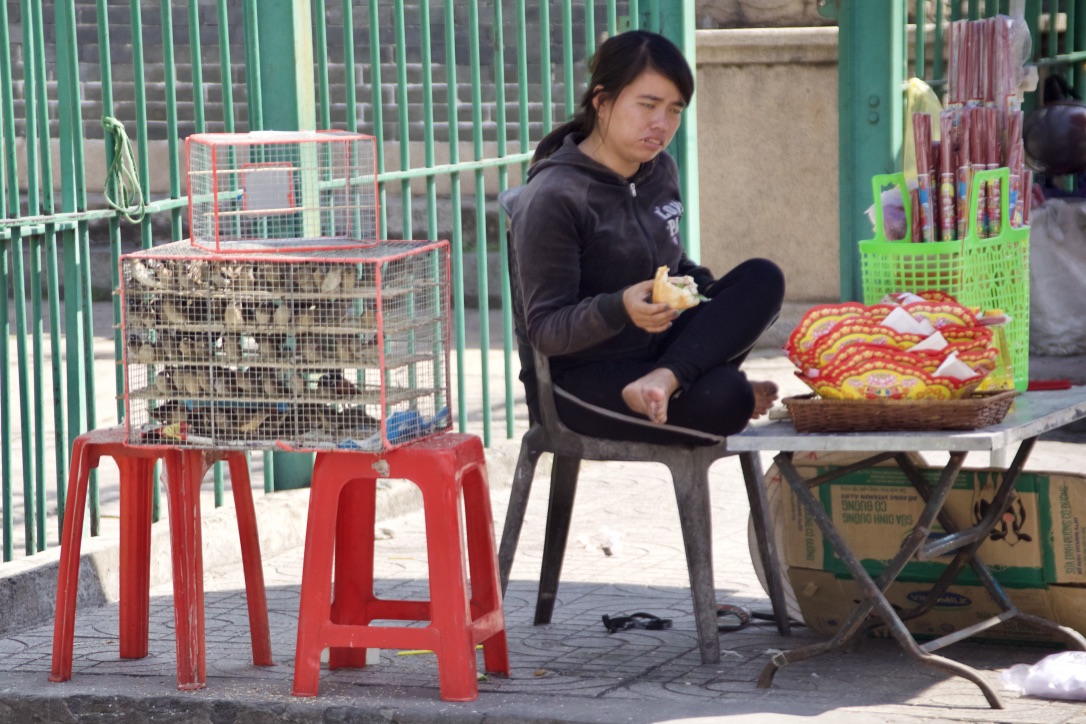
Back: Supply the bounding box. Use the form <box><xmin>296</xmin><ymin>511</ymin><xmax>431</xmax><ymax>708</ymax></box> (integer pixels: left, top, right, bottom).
<box><xmin>696</xmin><ymin>27</ymin><xmax>840</xmax><ymax>303</ymax></box>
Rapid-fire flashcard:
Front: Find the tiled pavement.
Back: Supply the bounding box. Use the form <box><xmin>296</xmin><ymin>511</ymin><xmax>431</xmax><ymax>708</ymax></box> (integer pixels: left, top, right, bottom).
<box><xmin>4</xmin><ymin>433</ymin><xmax>1086</xmax><ymax>722</ymax></box>
<box><xmin>3</xmin><ymin>307</ymin><xmax>1086</xmax><ymax>722</ymax></box>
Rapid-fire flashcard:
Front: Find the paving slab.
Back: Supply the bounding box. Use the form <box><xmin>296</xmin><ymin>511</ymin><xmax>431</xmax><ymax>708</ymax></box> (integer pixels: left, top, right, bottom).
<box><xmin>4</xmin><ymin>304</ymin><xmax>1086</xmax><ymax>722</ymax></box>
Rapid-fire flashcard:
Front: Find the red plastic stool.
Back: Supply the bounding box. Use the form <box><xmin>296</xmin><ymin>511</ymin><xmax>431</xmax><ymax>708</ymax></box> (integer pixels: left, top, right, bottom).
<box><xmin>292</xmin><ymin>433</ymin><xmax>510</xmax><ymax>701</ymax></box>
<box><xmin>50</xmin><ymin>427</ymin><xmax>272</xmax><ymax>689</ymax></box>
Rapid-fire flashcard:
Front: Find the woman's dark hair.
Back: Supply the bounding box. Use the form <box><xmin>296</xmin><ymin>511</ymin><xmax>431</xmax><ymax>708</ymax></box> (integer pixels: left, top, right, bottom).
<box><xmin>532</xmin><ymin>30</ymin><xmax>695</xmax><ymax>164</ymax></box>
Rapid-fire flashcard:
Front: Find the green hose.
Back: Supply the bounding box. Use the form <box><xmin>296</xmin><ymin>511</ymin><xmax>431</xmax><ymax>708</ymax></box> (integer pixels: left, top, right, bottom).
<box><xmin>102</xmin><ymin>116</ymin><xmax>147</xmax><ymax>223</ymax></box>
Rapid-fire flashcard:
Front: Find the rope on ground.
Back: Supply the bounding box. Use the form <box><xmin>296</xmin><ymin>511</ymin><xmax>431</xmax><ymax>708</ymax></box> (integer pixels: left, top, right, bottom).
<box><xmin>102</xmin><ymin>116</ymin><xmax>147</xmax><ymax>224</ymax></box>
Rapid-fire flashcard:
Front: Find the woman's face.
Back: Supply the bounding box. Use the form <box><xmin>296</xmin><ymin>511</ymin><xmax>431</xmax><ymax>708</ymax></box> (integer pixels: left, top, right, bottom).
<box><xmin>593</xmin><ymin>69</ymin><xmax>686</xmax><ymax>177</ymax></box>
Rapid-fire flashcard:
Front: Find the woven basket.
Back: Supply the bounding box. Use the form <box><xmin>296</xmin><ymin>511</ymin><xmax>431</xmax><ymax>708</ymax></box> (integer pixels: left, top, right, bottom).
<box><xmin>782</xmin><ymin>390</ymin><xmax>1019</xmax><ymax>433</ymax></box>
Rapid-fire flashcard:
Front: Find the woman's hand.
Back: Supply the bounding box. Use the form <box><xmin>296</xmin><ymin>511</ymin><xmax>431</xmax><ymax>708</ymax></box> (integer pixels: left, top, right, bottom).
<box><xmin>623</xmin><ymin>280</ymin><xmax>679</xmax><ymax>333</ymax></box>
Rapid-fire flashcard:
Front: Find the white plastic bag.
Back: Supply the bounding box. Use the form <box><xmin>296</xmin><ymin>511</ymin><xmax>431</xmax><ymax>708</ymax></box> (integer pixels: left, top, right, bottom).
<box><xmin>1029</xmin><ymin>199</ymin><xmax>1086</xmax><ymax>355</ymax></box>
<box><xmin>1001</xmin><ymin>651</ymin><xmax>1086</xmax><ymax>701</ymax></box>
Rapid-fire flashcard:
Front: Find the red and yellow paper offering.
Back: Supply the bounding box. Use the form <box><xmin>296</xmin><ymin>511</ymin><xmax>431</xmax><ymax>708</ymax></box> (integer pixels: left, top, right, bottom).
<box><xmin>785</xmin><ymin>291</ymin><xmax>1010</xmax><ymax>400</ymax></box>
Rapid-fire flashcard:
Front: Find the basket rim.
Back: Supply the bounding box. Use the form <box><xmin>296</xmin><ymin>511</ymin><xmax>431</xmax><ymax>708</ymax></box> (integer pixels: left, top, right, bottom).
<box><xmin>782</xmin><ymin>390</ymin><xmax>1018</xmax><ymax>408</ymax></box>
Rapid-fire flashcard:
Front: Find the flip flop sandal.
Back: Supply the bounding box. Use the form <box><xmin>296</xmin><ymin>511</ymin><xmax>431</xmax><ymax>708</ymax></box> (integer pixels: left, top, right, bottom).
<box><xmin>716</xmin><ymin>604</ymin><xmax>752</xmax><ymax>632</ymax></box>
<box><xmin>602</xmin><ymin>612</ymin><xmax>673</xmax><ymax>633</ymax></box>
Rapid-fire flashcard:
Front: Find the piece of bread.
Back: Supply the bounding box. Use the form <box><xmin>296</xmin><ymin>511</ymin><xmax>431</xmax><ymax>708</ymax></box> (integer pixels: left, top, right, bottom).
<box><xmin>651</xmin><ymin>266</ymin><xmax>700</xmax><ymax>310</ymax></box>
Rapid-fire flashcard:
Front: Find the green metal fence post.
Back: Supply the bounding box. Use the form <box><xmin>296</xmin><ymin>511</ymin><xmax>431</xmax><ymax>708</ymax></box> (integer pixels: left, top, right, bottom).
<box><xmin>257</xmin><ymin>0</ymin><xmax>318</xmax><ymax>489</ymax></box>
<box><xmin>653</xmin><ymin>0</ymin><xmax>701</xmax><ymax>261</ymax></box>
<box><xmin>0</xmin><ymin>0</ymin><xmax>17</xmax><ymax>561</ymax></box>
<box><xmin>56</xmin><ymin>0</ymin><xmax>95</xmax><ymax>532</ymax></box>
<box><xmin>257</xmin><ymin>0</ymin><xmax>317</xmax><ymax>132</ymax></box>
<box><xmin>828</xmin><ymin>0</ymin><xmax>906</xmax><ymax>301</ymax></box>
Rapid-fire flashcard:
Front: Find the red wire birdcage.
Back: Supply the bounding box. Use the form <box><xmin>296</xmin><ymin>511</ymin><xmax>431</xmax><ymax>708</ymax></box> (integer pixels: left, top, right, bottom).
<box><xmin>119</xmin><ymin>238</ymin><xmax>451</xmax><ymax>452</ymax></box>
<box><xmin>186</xmin><ymin>130</ymin><xmax>379</xmax><ymax>252</ymax></box>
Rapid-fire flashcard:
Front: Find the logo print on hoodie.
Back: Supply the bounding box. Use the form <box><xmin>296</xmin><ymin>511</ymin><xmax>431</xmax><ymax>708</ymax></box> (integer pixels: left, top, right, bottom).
<box><xmin>655</xmin><ymin>200</ymin><xmax>684</xmax><ymax>246</ymax></box>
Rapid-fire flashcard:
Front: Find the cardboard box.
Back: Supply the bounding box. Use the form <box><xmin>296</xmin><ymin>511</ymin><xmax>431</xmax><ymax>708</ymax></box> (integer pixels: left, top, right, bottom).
<box><xmin>787</xmin><ymin>567</ymin><xmax>1076</xmax><ymax>645</ymax></box>
<box><xmin>769</xmin><ymin>452</ymin><xmax>1086</xmax><ymax>642</ymax></box>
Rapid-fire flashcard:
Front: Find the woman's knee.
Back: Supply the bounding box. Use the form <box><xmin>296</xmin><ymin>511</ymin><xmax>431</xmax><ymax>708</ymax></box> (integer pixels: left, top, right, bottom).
<box><xmin>742</xmin><ymin>258</ymin><xmax>786</xmax><ymax>302</ymax></box>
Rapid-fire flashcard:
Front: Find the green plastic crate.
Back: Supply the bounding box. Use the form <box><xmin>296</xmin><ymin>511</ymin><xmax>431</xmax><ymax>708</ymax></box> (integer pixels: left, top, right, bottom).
<box><xmin>859</xmin><ymin>168</ymin><xmax>1030</xmax><ymax>391</ymax></box>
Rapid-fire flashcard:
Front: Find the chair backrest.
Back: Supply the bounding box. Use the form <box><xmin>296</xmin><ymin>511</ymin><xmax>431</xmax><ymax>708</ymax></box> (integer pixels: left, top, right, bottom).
<box><xmin>499</xmin><ymin>186</ymin><xmax>724</xmax><ymax>449</ymax></box>
<box><xmin>499</xmin><ymin>185</ymin><xmax>556</xmax><ymax>429</ymax></box>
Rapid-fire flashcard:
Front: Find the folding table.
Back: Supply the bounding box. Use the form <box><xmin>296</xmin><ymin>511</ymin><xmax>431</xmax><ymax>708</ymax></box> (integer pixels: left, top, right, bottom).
<box><xmin>729</xmin><ymin>388</ymin><xmax>1086</xmax><ymax>709</ymax></box>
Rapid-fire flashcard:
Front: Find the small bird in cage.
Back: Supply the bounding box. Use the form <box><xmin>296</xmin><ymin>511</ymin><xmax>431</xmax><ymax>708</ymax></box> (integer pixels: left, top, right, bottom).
<box><xmin>253</xmin><ymin>301</ymin><xmax>274</xmax><ymax>326</ymax></box>
<box><xmin>126</xmin><ymin>301</ymin><xmax>158</xmax><ymax>329</ymax></box>
<box><xmin>152</xmin><ymin>330</ymin><xmax>176</xmax><ymax>361</ymax></box>
<box><xmin>129</xmin><ymin>259</ymin><xmax>166</xmax><ymax>289</ymax></box>
<box><xmin>340</xmin><ymin>267</ymin><xmax>358</xmax><ymax>294</ymax></box>
<box><xmin>294</xmin><ymin>265</ymin><xmax>319</xmax><ymax>293</ymax></box>
<box><xmin>257</xmin><ymin>264</ymin><xmax>281</xmax><ymax>292</ymax></box>
<box><xmin>209</xmin><ymin>265</ymin><xmax>235</xmax><ymax>289</ymax></box>
<box><xmin>294</xmin><ymin>304</ymin><xmax>317</xmax><ymax>331</ymax></box>
<box><xmin>223</xmin><ymin>301</ymin><xmax>246</xmax><ymax>328</ymax></box>
<box><xmin>318</xmin><ymin>370</ymin><xmax>359</xmax><ymax>399</ymax></box>
<box><xmin>179</xmin><ymin>260</ymin><xmax>208</xmax><ymax>290</ymax></box>
<box><xmin>246</xmin><ymin>334</ymin><xmax>272</xmax><ymax>361</ymax></box>
<box><xmin>337</xmin><ymin>405</ymin><xmax>378</xmax><ymax>433</ymax></box>
<box><xmin>233</xmin><ymin>263</ymin><xmax>257</xmax><ymax>291</ymax></box>
<box><xmin>296</xmin><ymin>334</ymin><xmax>323</xmax><ymax>364</ymax></box>
<box><xmin>296</xmin><ymin>403</ymin><xmax>333</xmax><ymax>433</ymax></box>
<box><xmin>255</xmin><ymin>368</ymin><xmax>282</xmax><ymax>399</ymax></box>
<box><xmin>315</xmin><ymin>265</ymin><xmax>343</xmax><ymax>295</ymax></box>
<box><xmin>173</xmin><ymin>367</ymin><xmax>203</xmax><ymax>397</ymax></box>
<box><xmin>335</xmin><ymin>335</ymin><xmax>366</xmax><ymax>364</ymax></box>
<box><xmin>237</xmin><ymin>406</ymin><xmax>273</xmax><ymax>434</ymax></box>
<box><xmin>209</xmin><ymin>367</ymin><xmax>235</xmax><ymax>398</ymax></box>
<box><xmin>234</xmin><ymin>368</ymin><xmax>256</xmax><ymax>396</ymax></box>
<box><xmin>358</xmin><ymin>306</ymin><xmax>377</xmax><ymax>331</ymax></box>
<box><xmin>153</xmin><ymin>369</ymin><xmax>175</xmax><ymax>396</ymax></box>
<box><xmin>151</xmin><ymin>399</ymin><xmax>187</xmax><ymax>425</ymax></box>
<box><xmin>216</xmin><ymin>333</ymin><xmax>243</xmax><ymax>362</ymax></box>
<box><xmin>178</xmin><ymin>334</ymin><xmax>209</xmax><ymax>360</ymax></box>
<box><xmin>126</xmin><ymin>334</ymin><xmax>156</xmax><ymax>365</ymax></box>
<box><xmin>162</xmin><ymin>298</ymin><xmax>190</xmax><ymax>326</ymax></box>
<box><xmin>208</xmin><ymin>407</ymin><xmax>235</xmax><ymax>436</ymax></box>
<box><xmin>286</xmin><ymin>370</ymin><xmax>308</xmax><ymax>397</ymax></box>
<box><xmin>272</xmin><ymin>302</ymin><xmax>292</xmax><ymax>328</ymax></box>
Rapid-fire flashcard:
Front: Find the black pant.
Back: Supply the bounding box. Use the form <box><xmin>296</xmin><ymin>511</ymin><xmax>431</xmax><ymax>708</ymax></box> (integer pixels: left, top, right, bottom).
<box><xmin>553</xmin><ymin>258</ymin><xmax>785</xmax><ymax>443</ymax></box>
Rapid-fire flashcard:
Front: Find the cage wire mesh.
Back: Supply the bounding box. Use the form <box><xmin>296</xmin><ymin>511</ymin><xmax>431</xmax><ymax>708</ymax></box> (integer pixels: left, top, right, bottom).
<box><xmin>186</xmin><ymin>130</ymin><xmax>379</xmax><ymax>251</ymax></box>
<box><xmin>120</xmin><ymin>239</ymin><xmax>450</xmax><ymax>451</ymax></box>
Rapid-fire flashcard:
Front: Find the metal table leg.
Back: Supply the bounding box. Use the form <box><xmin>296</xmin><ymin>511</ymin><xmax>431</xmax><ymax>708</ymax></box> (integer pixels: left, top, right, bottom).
<box><xmin>757</xmin><ymin>449</ymin><xmax>1009</xmax><ymax>708</ymax></box>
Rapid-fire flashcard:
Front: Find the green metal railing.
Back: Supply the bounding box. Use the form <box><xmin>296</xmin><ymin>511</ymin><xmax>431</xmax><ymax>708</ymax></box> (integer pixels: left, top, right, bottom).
<box><xmin>1</xmin><ymin>0</ymin><xmax>697</xmax><ymax>565</ymax></box>
<box><xmin>829</xmin><ymin>0</ymin><xmax>1085</xmax><ymax>301</ymax></box>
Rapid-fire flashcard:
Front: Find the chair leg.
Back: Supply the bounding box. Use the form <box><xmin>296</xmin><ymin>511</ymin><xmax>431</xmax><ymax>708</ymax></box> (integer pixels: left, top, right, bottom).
<box><xmin>739</xmin><ymin>451</ymin><xmax>792</xmax><ymax>636</ymax></box>
<box><xmin>49</xmin><ymin>437</ymin><xmax>93</xmax><ymax>683</ymax></box>
<box><xmin>292</xmin><ymin>459</ymin><xmax>346</xmax><ymax>698</ymax></box>
<box><xmin>162</xmin><ymin>450</ymin><xmax>208</xmax><ymax>690</ymax></box>
<box><xmin>422</xmin><ymin>475</ymin><xmax>479</xmax><ymax>702</ymax></box>
<box><xmin>462</xmin><ymin>463</ymin><xmax>510</xmax><ymax>676</ymax></box>
<box><xmin>535</xmin><ymin>454</ymin><xmax>580</xmax><ymax>626</ymax></box>
<box><xmin>669</xmin><ymin>453</ymin><xmax>720</xmax><ymax>666</ymax></box>
<box><xmin>328</xmin><ymin>477</ymin><xmax>378</xmax><ymax>671</ymax></box>
<box><xmin>497</xmin><ymin>433</ymin><xmax>543</xmax><ymax>594</ymax></box>
<box><xmin>118</xmin><ymin>456</ymin><xmax>156</xmax><ymax>659</ymax></box>
<box><xmin>226</xmin><ymin>453</ymin><xmax>274</xmax><ymax>666</ymax></box>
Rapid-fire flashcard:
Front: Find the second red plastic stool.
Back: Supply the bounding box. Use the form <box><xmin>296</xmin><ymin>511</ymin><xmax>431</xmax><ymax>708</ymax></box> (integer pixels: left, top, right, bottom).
<box><xmin>292</xmin><ymin>432</ymin><xmax>509</xmax><ymax>701</ymax></box>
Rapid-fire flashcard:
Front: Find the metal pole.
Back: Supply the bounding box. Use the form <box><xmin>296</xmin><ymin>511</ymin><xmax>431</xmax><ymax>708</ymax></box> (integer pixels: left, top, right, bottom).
<box><xmin>828</xmin><ymin>0</ymin><xmax>906</xmax><ymax>301</ymax></box>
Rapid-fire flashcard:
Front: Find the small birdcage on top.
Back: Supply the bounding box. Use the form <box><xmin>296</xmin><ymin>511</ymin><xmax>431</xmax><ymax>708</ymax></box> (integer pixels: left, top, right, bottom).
<box><xmin>119</xmin><ymin>238</ymin><xmax>451</xmax><ymax>452</ymax></box>
<box><xmin>186</xmin><ymin>130</ymin><xmax>379</xmax><ymax>252</ymax></box>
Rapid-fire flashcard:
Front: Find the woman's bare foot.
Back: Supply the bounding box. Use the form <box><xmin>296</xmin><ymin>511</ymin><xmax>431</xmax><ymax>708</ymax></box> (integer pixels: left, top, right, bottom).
<box><xmin>750</xmin><ymin>380</ymin><xmax>779</xmax><ymax>419</ymax></box>
<box><xmin>622</xmin><ymin>368</ymin><xmax>680</xmax><ymax>424</ymax></box>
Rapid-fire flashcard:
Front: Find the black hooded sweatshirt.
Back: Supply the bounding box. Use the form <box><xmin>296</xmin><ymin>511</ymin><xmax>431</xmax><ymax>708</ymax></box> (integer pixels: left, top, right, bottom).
<box><xmin>510</xmin><ymin>134</ymin><xmax>714</xmax><ymax>373</ymax></box>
